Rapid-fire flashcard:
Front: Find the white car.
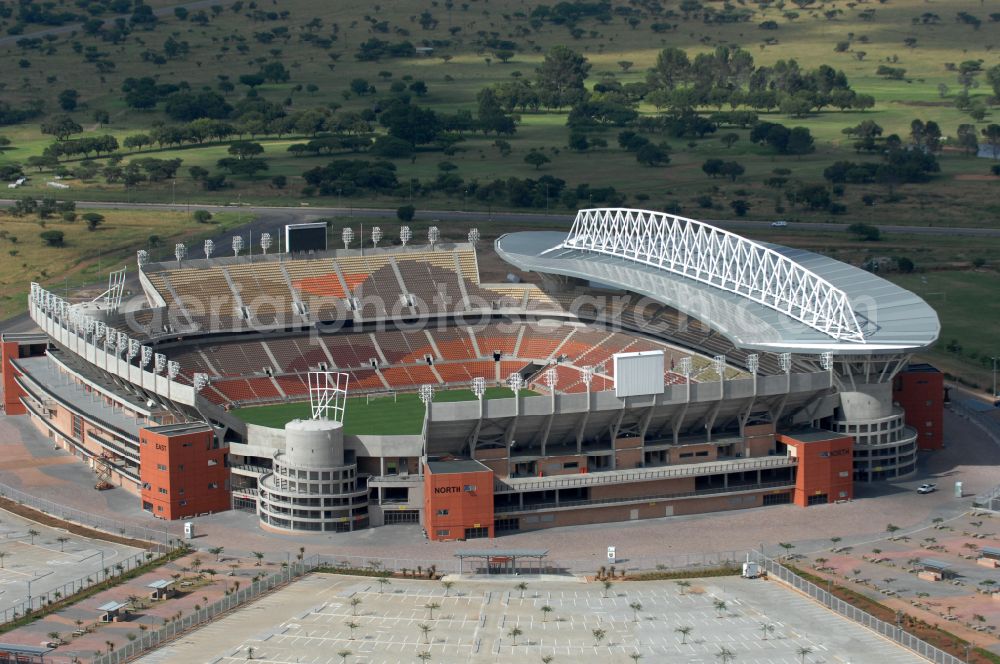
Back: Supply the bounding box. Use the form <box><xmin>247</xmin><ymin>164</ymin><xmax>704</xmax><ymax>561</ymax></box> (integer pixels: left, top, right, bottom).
<box><xmin>916</xmin><ymin>483</ymin><xmax>937</xmax><ymax>494</ymax></box>
<box><xmin>771</xmin><ymin>220</ymin><xmax>788</xmax><ymax>228</ymax></box>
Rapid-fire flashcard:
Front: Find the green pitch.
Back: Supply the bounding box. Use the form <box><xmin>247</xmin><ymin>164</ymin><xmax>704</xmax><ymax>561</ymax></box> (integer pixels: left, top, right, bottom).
<box><xmin>233</xmin><ymin>386</ymin><xmax>537</xmax><ymax>436</ymax></box>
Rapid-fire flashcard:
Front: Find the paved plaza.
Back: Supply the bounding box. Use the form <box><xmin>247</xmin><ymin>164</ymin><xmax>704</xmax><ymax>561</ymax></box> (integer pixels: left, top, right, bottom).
<box><xmin>135</xmin><ymin>573</ymin><xmax>924</xmax><ymax>664</ymax></box>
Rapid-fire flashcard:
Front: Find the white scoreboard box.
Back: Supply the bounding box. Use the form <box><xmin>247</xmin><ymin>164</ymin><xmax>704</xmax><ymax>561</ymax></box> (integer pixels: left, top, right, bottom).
<box><xmin>613</xmin><ymin>350</ymin><xmax>665</xmax><ymax>398</ymax></box>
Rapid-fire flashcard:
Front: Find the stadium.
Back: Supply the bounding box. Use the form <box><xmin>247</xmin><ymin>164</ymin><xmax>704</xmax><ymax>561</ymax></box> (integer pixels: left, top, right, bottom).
<box><xmin>0</xmin><ymin>208</ymin><xmax>943</xmax><ymax>541</ymax></box>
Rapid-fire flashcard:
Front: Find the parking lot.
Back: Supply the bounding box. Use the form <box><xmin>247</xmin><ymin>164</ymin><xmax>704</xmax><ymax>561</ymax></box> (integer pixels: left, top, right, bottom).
<box><xmin>0</xmin><ymin>507</ymin><xmax>142</xmax><ymax>618</ymax></box>
<box><xmin>138</xmin><ymin>573</ymin><xmax>925</xmax><ymax>663</ymax></box>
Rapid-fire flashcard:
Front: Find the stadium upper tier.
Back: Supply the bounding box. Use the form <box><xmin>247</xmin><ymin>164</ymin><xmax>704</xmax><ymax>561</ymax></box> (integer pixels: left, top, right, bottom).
<box><xmin>495</xmin><ymin>209</ymin><xmax>940</xmax><ymax>355</ymax></box>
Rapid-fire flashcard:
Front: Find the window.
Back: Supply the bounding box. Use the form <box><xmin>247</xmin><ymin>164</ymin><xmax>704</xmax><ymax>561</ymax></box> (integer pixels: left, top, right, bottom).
<box><xmin>436</xmin><ymin>509</ymin><xmax>449</xmax><ymax>516</ymax></box>
<box><xmin>71</xmin><ymin>415</ymin><xmax>83</xmax><ymax>440</ymax></box>
<box><xmin>807</xmin><ymin>493</ymin><xmax>828</xmax><ymax>506</ymax></box>
<box><xmin>839</xmin><ymin>471</ymin><xmax>850</xmax><ymax>478</ymax></box>
<box><xmin>436</xmin><ymin>529</ymin><xmax>450</xmax><ymax>537</ymax></box>
<box><xmin>156</xmin><ymin>464</ymin><xmax>167</xmax><ymax>471</ymax></box>
<box><xmin>179</xmin><ymin>500</ymin><xmax>188</xmax><ymax>507</ymax></box>
<box><xmin>695</xmin><ymin>451</ymin><xmax>709</xmax><ymax>457</ymax></box>
<box><xmin>158</xmin><ymin>487</ymin><xmax>167</xmax><ymax>495</ymax></box>
<box><xmin>207</xmin><ymin>459</ymin><xmax>217</xmax><ymax>466</ymax></box>
<box><xmin>208</xmin><ymin>482</ymin><xmax>218</xmax><ymax>489</ymax></box>
<box><xmin>463</xmin><ymin>484</ymin><xmax>477</xmax><ymax>492</ymax></box>
<box><xmin>157</xmin><ymin>505</ymin><xmax>163</xmax><ymax>512</ymax></box>
<box><xmin>563</xmin><ymin>462</ymin><xmax>579</xmax><ymax>469</ymax></box>
<box><xmin>762</xmin><ymin>492</ymin><xmax>791</xmax><ymax>506</ymax></box>
<box><xmin>464</xmin><ymin>527</ymin><xmax>489</xmax><ymax>539</ymax></box>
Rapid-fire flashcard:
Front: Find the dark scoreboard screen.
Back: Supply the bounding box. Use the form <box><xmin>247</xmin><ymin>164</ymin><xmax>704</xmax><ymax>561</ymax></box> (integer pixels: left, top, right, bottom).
<box><xmin>285</xmin><ymin>222</ymin><xmax>328</xmax><ymax>253</ymax></box>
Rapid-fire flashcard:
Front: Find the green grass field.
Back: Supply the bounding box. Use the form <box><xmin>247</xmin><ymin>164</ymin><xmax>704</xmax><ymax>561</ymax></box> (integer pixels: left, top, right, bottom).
<box><xmin>233</xmin><ymin>387</ymin><xmax>538</xmax><ymax>435</ymax></box>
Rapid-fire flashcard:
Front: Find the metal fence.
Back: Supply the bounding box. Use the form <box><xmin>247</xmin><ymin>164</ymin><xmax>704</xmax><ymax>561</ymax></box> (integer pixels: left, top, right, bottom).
<box><xmin>973</xmin><ymin>484</ymin><xmax>1000</xmax><ymax>513</ymax></box>
<box><xmin>92</xmin><ymin>560</ymin><xmax>315</xmax><ymax>664</ymax></box>
<box><xmin>0</xmin><ymin>549</ymin><xmax>166</xmax><ymax>624</ymax></box>
<box><xmin>758</xmin><ymin>554</ymin><xmax>965</xmax><ymax>664</ymax></box>
<box><xmin>0</xmin><ymin>481</ymin><xmax>180</xmax><ymax>547</ymax></box>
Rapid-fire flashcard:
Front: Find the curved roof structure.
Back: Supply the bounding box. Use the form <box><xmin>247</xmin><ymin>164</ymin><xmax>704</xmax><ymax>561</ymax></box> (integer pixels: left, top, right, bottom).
<box><xmin>495</xmin><ymin>209</ymin><xmax>940</xmax><ymax>355</ymax></box>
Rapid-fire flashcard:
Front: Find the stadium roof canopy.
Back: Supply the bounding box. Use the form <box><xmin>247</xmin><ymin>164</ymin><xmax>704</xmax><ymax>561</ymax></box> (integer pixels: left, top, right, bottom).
<box><xmin>495</xmin><ymin>208</ymin><xmax>939</xmax><ymax>355</ymax></box>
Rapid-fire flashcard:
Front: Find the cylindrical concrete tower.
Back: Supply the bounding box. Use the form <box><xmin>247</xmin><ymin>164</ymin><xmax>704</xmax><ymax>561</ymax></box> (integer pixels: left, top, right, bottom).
<box><xmin>257</xmin><ymin>419</ymin><xmax>369</xmax><ymax>533</ymax></box>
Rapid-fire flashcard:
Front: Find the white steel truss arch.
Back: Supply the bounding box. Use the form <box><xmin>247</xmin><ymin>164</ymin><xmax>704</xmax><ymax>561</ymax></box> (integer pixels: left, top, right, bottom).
<box><xmin>558</xmin><ymin>208</ymin><xmax>865</xmax><ymax>343</ymax></box>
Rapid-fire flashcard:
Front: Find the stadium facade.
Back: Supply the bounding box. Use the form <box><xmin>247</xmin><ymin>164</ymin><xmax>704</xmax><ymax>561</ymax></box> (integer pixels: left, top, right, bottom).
<box><xmin>0</xmin><ymin>209</ymin><xmax>942</xmax><ymax>540</ymax></box>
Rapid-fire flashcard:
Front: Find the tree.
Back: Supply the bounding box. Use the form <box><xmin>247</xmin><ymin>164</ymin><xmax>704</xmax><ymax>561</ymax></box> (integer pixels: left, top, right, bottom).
<box><xmin>982</xmin><ymin>124</ymin><xmax>1000</xmax><ymax>159</ymax></box>
<box><xmin>377</xmin><ymin>575</ymin><xmax>391</xmax><ymax>594</ymax></box>
<box><xmin>636</xmin><ymin>143</ymin><xmax>670</xmax><ymax>166</ymax></box>
<box><xmin>719</xmin><ymin>161</ymin><xmax>745</xmax><ymax>182</ymax></box>
<box><xmin>675</xmin><ymin>626</ymin><xmax>692</xmax><ymax>644</ymax></box>
<box><xmin>252</xmin><ymin>552</ymin><xmax>264</xmax><ymax>566</ymax></box>
<box><xmin>418</xmin><ymin>623</ymin><xmax>433</xmax><ymax>643</ymax></box>
<box><xmin>848</xmin><ymin>223</ymin><xmax>881</xmax><ymax>241</ymax></box>
<box><xmin>345</xmin><ymin>620</ymin><xmax>359</xmax><ymax>639</ymax></box>
<box><xmin>41</xmin><ymin>115</ymin><xmax>83</xmax><ymax>141</ymax></box>
<box><xmin>495</xmin><ymin>50</ymin><xmax>514</xmax><ymax>64</ymax></box>
<box><xmin>416</xmin><ymin>652</ymin><xmax>431</xmax><ymax>663</ymax></box>
<box><xmin>713</xmin><ymin>599</ymin><xmax>727</xmax><ymax>617</ymax></box>
<box><xmin>648</xmin><ymin>47</ymin><xmax>690</xmax><ymax>90</ymax></box>
<box><xmin>228</xmin><ymin>142</ymin><xmax>264</xmax><ymax>160</ymax></box>
<box><xmin>524</xmin><ymin>151</ymin><xmax>551</xmax><ymax>170</ymax></box>
<box><xmin>82</xmin><ymin>212</ymin><xmax>105</xmax><ymax>231</ymax></box>
<box><xmin>716</xmin><ymin>646</ymin><xmax>736</xmax><ymax>664</ymax></box>
<box><xmin>730</xmin><ymin>200</ymin><xmax>750</xmax><ymax>217</ymax></box>
<box><xmin>720</xmin><ymin>133</ymin><xmax>739</xmax><ymax>149</ymax></box>
<box><xmin>337</xmin><ymin>650</ymin><xmax>351</xmax><ymax>664</ymax></box>
<box><xmin>675</xmin><ymin>580</ymin><xmax>691</xmax><ymax>595</ymax></box>
<box><xmin>349</xmin><ymin>597</ymin><xmax>362</xmax><ymax>616</ymax></box>
<box><xmin>425</xmin><ymin>602</ymin><xmax>440</xmax><ymax>620</ymax></box>
<box><xmin>40</xmin><ymin>230</ymin><xmax>65</xmax><ymax>247</ymax></box>
<box><xmin>58</xmin><ymin>89</ymin><xmax>79</xmax><ymax>112</ymax></box>
<box><xmin>442</xmin><ymin>581</ymin><xmax>454</xmax><ymax>596</ymax></box>
<box><xmin>797</xmin><ymin>645</ymin><xmax>813</xmax><ymax>663</ymax></box>
<box><xmin>536</xmin><ymin>46</ymin><xmax>591</xmax><ymax>109</ymax></box>
<box><xmin>629</xmin><ymin>601</ymin><xmax>643</xmax><ymax>622</ymax></box>
<box><xmin>507</xmin><ymin>626</ymin><xmax>523</xmax><ymax>645</ymax></box>
<box><xmin>760</xmin><ymin>623</ymin><xmax>775</xmax><ymax>640</ymax></box>
<box><xmin>540</xmin><ymin>605</ymin><xmax>553</xmax><ymax>622</ymax></box>
<box><xmin>397</xmin><ymin>205</ymin><xmax>415</xmax><ymax>222</ymax></box>
<box><xmin>592</xmin><ymin>628</ymin><xmax>606</xmax><ymax>646</ymax></box>
<box><xmin>602</xmin><ymin>580</ymin><xmax>613</xmax><ymax>598</ymax></box>
<box><xmin>56</xmin><ymin>536</ymin><xmax>70</xmax><ymax>552</ymax></box>
<box><xmin>0</xmin><ymin>552</ymin><xmax>6</xmax><ymax>569</ymax></box>
<box><xmin>193</xmin><ymin>210</ymin><xmax>213</xmax><ymax>224</ymax></box>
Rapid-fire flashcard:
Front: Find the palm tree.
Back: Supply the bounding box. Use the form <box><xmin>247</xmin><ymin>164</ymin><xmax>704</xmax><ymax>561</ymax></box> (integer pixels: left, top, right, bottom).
<box><xmin>602</xmin><ymin>580</ymin><xmax>613</xmax><ymax>598</ymax></box>
<box><xmin>377</xmin><ymin>575</ymin><xmax>391</xmax><ymax>594</ymax></box>
<box><xmin>629</xmin><ymin>601</ymin><xmax>642</xmax><ymax>622</ymax></box>
<box><xmin>540</xmin><ymin>605</ymin><xmax>553</xmax><ymax>622</ymax></box>
<box><xmin>442</xmin><ymin>580</ymin><xmax>454</xmax><ymax>596</ymax></box>
<box><xmin>778</xmin><ymin>542</ymin><xmax>795</xmax><ymax>559</ymax></box>
<box><xmin>425</xmin><ymin>602</ymin><xmax>440</xmax><ymax>620</ymax></box>
<box><xmin>675</xmin><ymin>580</ymin><xmax>691</xmax><ymax>595</ymax></box>
<box><xmin>345</xmin><ymin>620</ymin><xmax>359</xmax><ymax>639</ymax></box>
<box><xmin>796</xmin><ymin>646</ymin><xmax>813</xmax><ymax>663</ymax></box>
<box><xmin>630</xmin><ymin>654</ymin><xmax>643</xmax><ymax>664</ymax></box>
<box><xmin>541</xmin><ymin>657</ymin><xmax>554</xmax><ymax>664</ymax></box>
<box><xmin>716</xmin><ymin>646</ymin><xmax>735</xmax><ymax>664</ymax></box>
<box><xmin>515</xmin><ymin>582</ymin><xmax>528</xmax><ymax>598</ymax></box>
<box><xmin>337</xmin><ymin>650</ymin><xmax>351</xmax><ymax>664</ymax></box>
<box><xmin>209</xmin><ymin>546</ymin><xmax>224</xmax><ymax>562</ymax></box>
<box><xmin>760</xmin><ymin>623</ymin><xmax>775</xmax><ymax>640</ymax></box>
<box><xmin>246</xmin><ymin>645</ymin><xmax>255</xmax><ymax>660</ymax></box>
<box><xmin>416</xmin><ymin>652</ymin><xmax>431</xmax><ymax>663</ymax></box>
<box><xmin>253</xmin><ymin>551</ymin><xmax>265</xmax><ymax>566</ymax></box>
<box><xmin>56</xmin><ymin>536</ymin><xmax>70</xmax><ymax>552</ymax></box>
<box><xmin>47</xmin><ymin>631</ymin><xmax>61</xmax><ymax>645</ymax></box>
<box><xmin>105</xmin><ymin>641</ymin><xmax>115</xmax><ymax>654</ymax></box>
<box><xmin>507</xmin><ymin>626</ymin><xmax>523</xmax><ymax>646</ymax></box>
<box><xmin>27</xmin><ymin>529</ymin><xmax>39</xmax><ymax>545</ymax></box>
<box><xmin>592</xmin><ymin>628</ymin><xmax>606</xmax><ymax>646</ymax></box>
<box><xmin>713</xmin><ymin>599</ymin><xmax>727</xmax><ymax>617</ymax></box>
<box><xmin>418</xmin><ymin>623</ymin><xmax>433</xmax><ymax>644</ymax></box>
<box><xmin>0</xmin><ymin>552</ymin><xmax>6</xmax><ymax>569</ymax></box>
<box><xmin>675</xmin><ymin>626</ymin><xmax>692</xmax><ymax>644</ymax></box>
<box><xmin>350</xmin><ymin>597</ymin><xmax>362</xmax><ymax>616</ymax></box>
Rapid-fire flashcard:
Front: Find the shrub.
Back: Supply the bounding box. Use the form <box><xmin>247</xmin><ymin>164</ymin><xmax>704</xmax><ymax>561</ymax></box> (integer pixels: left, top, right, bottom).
<box><xmin>40</xmin><ymin>230</ymin><xmax>65</xmax><ymax>247</ymax></box>
<box><xmin>396</xmin><ymin>205</ymin><xmax>415</xmax><ymax>221</ymax></box>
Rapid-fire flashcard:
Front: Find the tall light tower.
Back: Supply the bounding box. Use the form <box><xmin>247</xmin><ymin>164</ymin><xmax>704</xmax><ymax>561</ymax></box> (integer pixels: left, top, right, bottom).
<box><xmin>428</xmin><ymin>226</ymin><xmax>440</xmax><ymax>250</ymax></box>
<box><xmin>174</xmin><ymin>243</ymin><xmax>186</xmax><ymax>266</ymax></box>
<box><xmin>136</xmin><ymin>250</ymin><xmax>148</xmax><ymax>269</ymax></box>
<box><xmin>342</xmin><ymin>227</ymin><xmax>354</xmax><ymax>250</ymax></box>
<box><xmin>204</xmin><ymin>239</ymin><xmax>215</xmax><ymax>259</ymax></box>
<box><xmin>400</xmin><ymin>225</ymin><xmax>412</xmax><ymax>247</ymax></box>
<box><xmin>232</xmin><ymin>235</ymin><xmax>244</xmax><ymax>258</ymax></box>
<box><xmin>582</xmin><ymin>365</ymin><xmax>594</xmax><ymax>392</ymax></box>
<box><xmin>468</xmin><ymin>228</ymin><xmax>480</xmax><ymax>247</ymax></box>
<box><xmin>308</xmin><ymin>371</ymin><xmax>349</xmax><ymax>421</ymax></box>
<box><xmin>371</xmin><ymin>226</ymin><xmax>382</xmax><ymax>248</ymax></box>
<box><xmin>260</xmin><ymin>232</ymin><xmax>272</xmax><ymax>256</ymax></box>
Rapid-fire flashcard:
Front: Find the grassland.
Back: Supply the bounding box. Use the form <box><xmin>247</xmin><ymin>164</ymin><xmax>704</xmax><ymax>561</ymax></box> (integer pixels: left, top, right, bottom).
<box><xmin>233</xmin><ymin>387</ymin><xmax>538</xmax><ymax>435</ymax></box>
<box><xmin>0</xmin><ymin>0</ymin><xmax>996</xmax><ymax>226</ymax></box>
<box><xmin>0</xmin><ymin>208</ymin><xmax>245</xmax><ymax>319</ymax></box>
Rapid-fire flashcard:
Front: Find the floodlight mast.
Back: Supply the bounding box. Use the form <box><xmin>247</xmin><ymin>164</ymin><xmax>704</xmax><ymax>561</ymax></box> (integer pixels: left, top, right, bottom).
<box><xmin>232</xmin><ymin>235</ymin><xmax>244</xmax><ymax>257</ymax></box>
<box><xmin>137</xmin><ymin>250</ymin><xmax>149</xmax><ymax>269</ymax></box>
<box><xmin>400</xmin><ymin>225</ymin><xmax>412</xmax><ymax>247</ymax></box>
<box><xmin>468</xmin><ymin>228</ymin><xmax>480</xmax><ymax>246</ymax></box>
<box><xmin>428</xmin><ymin>226</ymin><xmax>440</xmax><ymax>250</ymax></box>
<box><xmin>342</xmin><ymin>227</ymin><xmax>354</xmax><ymax>250</ymax></box>
<box><xmin>371</xmin><ymin>226</ymin><xmax>382</xmax><ymax>248</ymax></box>
<box><xmin>204</xmin><ymin>239</ymin><xmax>215</xmax><ymax>259</ymax></box>
<box><xmin>174</xmin><ymin>243</ymin><xmax>186</xmax><ymax>265</ymax></box>
<box><xmin>308</xmin><ymin>371</ymin><xmax>349</xmax><ymax>422</ymax></box>
<box><xmin>260</xmin><ymin>232</ymin><xmax>272</xmax><ymax>255</ymax></box>
<box><xmin>472</xmin><ymin>376</ymin><xmax>486</xmax><ymax>399</ymax></box>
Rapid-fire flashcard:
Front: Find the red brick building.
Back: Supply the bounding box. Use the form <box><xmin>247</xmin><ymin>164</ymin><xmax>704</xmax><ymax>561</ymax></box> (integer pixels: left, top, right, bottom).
<box><xmin>893</xmin><ymin>364</ymin><xmax>944</xmax><ymax>450</ymax></box>
<box><xmin>779</xmin><ymin>430</ymin><xmax>854</xmax><ymax>507</ymax></box>
<box><xmin>423</xmin><ymin>460</ymin><xmax>494</xmax><ymax>541</ymax></box>
<box><xmin>140</xmin><ymin>423</ymin><xmax>230</xmax><ymax>520</ymax></box>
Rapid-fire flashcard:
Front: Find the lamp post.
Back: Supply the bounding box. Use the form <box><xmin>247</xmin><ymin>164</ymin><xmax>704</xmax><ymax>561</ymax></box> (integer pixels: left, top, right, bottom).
<box><xmin>992</xmin><ymin>356</ymin><xmax>998</xmax><ymax>398</ymax></box>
